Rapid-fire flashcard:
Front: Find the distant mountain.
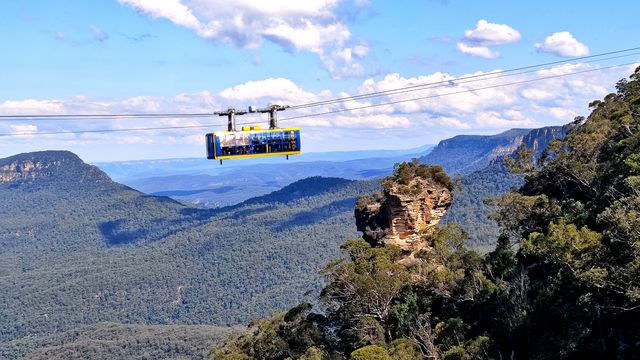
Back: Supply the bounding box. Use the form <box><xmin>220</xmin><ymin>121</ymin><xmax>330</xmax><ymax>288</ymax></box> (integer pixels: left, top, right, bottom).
<box><xmin>419</xmin><ymin>126</ymin><xmax>569</xmax><ymax>176</ymax></box>
<box><xmin>520</xmin><ymin>124</ymin><xmax>570</xmax><ymax>155</ymax></box>
<box><xmin>102</xmin><ymin>152</ymin><xmax>431</xmax><ymax>208</ymax></box>
<box><xmin>418</xmin><ymin>129</ymin><xmax>530</xmax><ymax>175</ymax></box>
<box><xmin>439</xmin><ymin>126</ymin><xmax>569</xmax><ymax>248</ymax></box>
<box><xmin>95</xmin><ymin>145</ymin><xmax>435</xmax><ymax>182</ymax></box>
<box><xmin>0</xmin><ymin>150</ymin><xmax>111</xmax><ymax>184</ymax></box>
<box><xmin>0</xmin><ymin>151</ymin><xmax>380</xmax><ymax>358</ymax></box>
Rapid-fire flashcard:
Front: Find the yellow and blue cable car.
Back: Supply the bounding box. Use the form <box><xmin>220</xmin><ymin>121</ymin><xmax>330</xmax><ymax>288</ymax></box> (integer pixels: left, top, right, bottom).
<box><xmin>206</xmin><ymin>126</ymin><xmax>301</xmax><ymax>161</ymax></box>
<box><xmin>206</xmin><ymin>105</ymin><xmax>299</xmax><ymax>163</ymax></box>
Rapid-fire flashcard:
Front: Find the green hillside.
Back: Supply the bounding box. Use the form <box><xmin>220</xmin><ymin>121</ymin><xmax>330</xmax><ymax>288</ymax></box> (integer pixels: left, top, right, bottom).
<box><xmin>0</xmin><ymin>154</ymin><xmax>379</xmax><ymax>358</ymax></box>
<box><xmin>1</xmin><ymin>323</ymin><xmax>233</xmax><ymax>360</ymax></box>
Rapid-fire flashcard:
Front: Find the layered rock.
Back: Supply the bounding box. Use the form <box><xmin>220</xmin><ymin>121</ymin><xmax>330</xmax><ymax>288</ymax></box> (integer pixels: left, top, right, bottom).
<box><xmin>0</xmin><ymin>151</ymin><xmax>111</xmax><ymax>184</ymax></box>
<box><xmin>355</xmin><ymin>176</ymin><xmax>452</xmax><ymax>252</ymax></box>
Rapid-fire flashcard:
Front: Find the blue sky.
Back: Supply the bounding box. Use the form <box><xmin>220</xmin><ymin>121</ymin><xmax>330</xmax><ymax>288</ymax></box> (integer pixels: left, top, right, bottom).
<box><xmin>1</xmin><ymin>0</ymin><xmax>639</xmax><ymax>161</ymax></box>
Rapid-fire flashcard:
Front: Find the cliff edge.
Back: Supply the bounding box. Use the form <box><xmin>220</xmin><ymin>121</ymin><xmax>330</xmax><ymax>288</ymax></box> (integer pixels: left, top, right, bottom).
<box><xmin>355</xmin><ymin>161</ymin><xmax>453</xmax><ymax>260</ymax></box>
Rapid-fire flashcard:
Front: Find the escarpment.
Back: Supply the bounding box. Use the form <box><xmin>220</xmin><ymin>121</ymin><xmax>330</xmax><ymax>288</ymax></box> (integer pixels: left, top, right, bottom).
<box><xmin>0</xmin><ymin>151</ymin><xmax>111</xmax><ymax>184</ymax></box>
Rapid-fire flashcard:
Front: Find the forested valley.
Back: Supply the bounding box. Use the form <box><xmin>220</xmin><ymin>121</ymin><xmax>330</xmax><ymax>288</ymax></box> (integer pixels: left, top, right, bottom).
<box><xmin>0</xmin><ymin>158</ymin><xmax>379</xmax><ymax>359</ymax></box>
<box><xmin>212</xmin><ymin>67</ymin><xmax>640</xmax><ymax>359</ymax></box>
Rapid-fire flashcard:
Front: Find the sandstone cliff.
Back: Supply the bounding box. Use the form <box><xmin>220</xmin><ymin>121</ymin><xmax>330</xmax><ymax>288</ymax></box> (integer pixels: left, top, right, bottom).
<box><xmin>355</xmin><ymin>162</ymin><xmax>453</xmax><ymax>258</ymax></box>
<box><xmin>0</xmin><ymin>150</ymin><xmax>111</xmax><ymax>184</ymax></box>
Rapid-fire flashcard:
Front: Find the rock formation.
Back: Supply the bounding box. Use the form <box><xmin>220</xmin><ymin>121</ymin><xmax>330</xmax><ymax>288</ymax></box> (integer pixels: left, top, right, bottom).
<box><xmin>355</xmin><ymin>173</ymin><xmax>452</xmax><ymax>254</ymax></box>
<box><xmin>0</xmin><ymin>150</ymin><xmax>110</xmax><ymax>184</ymax></box>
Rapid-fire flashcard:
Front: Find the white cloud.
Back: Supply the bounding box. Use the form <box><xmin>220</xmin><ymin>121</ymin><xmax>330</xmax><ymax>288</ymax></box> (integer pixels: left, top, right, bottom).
<box><xmin>464</xmin><ymin>19</ymin><xmax>521</xmax><ymax>45</ymax></box>
<box><xmin>520</xmin><ymin>88</ymin><xmax>554</xmax><ymax>101</ymax></box>
<box><xmin>262</xmin><ymin>21</ymin><xmax>350</xmax><ymax>54</ymax></box>
<box><xmin>432</xmin><ymin>116</ymin><xmax>471</xmax><ymax>129</ymax></box>
<box><xmin>353</xmin><ymin>44</ymin><xmax>370</xmax><ymax>57</ymax></box>
<box><xmin>320</xmin><ymin>47</ymin><xmax>368</xmax><ymax>79</ymax></box>
<box><xmin>296</xmin><ymin>113</ymin><xmax>410</xmax><ymax>129</ymax></box>
<box><xmin>117</xmin><ymin>0</ymin><xmax>367</xmax><ymax>78</ymax></box>
<box><xmin>219</xmin><ymin>78</ymin><xmax>320</xmax><ymax>104</ymax></box>
<box><xmin>456</xmin><ymin>20</ymin><xmax>519</xmax><ymax>59</ymax></box>
<box><xmin>2</xmin><ymin>63</ymin><xmax>636</xmax><ymax>161</ymax></box>
<box><xmin>0</xmin><ymin>99</ymin><xmax>66</xmax><ymax>114</ymax></box>
<box><xmin>118</xmin><ymin>0</ymin><xmax>200</xmax><ymax>29</ymax></box>
<box><xmin>549</xmin><ymin>107</ymin><xmax>577</xmax><ymax>120</ymax></box>
<box><xmin>456</xmin><ymin>42</ymin><xmax>499</xmax><ymax>59</ymax></box>
<box><xmin>8</xmin><ymin>124</ymin><xmax>38</xmax><ymax>134</ymax></box>
<box><xmin>535</xmin><ymin>31</ymin><xmax>589</xmax><ymax>57</ymax></box>
<box><xmin>475</xmin><ymin>111</ymin><xmax>536</xmax><ymax>128</ymax></box>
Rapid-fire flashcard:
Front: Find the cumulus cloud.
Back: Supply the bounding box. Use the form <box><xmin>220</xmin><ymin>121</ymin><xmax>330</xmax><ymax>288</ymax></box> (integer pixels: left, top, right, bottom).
<box><xmin>535</xmin><ymin>31</ymin><xmax>589</xmax><ymax>57</ymax></box>
<box><xmin>294</xmin><ymin>113</ymin><xmax>410</xmax><ymax>129</ymax></box>
<box><xmin>520</xmin><ymin>87</ymin><xmax>554</xmax><ymax>101</ymax></box>
<box><xmin>0</xmin><ymin>99</ymin><xmax>66</xmax><ymax>114</ymax></box>
<box><xmin>463</xmin><ymin>19</ymin><xmax>521</xmax><ymax>45</ymax></box>
<box><xmin>117</xmin><ymin>0</ymin><xmax>367</xmax><ymax>78</ymax></box>
<box><xmin>549</xmin><ymin>107</ymin><xmax>577</xmax><ymax>120</ymax></box>
<box><xmin>118</xmin><ymin>0</ymin><xmax>200</xmax><ymax>29</ymax></box>
<box><xmin>8</xmin><ymin>124</ymin><xmax>38</xmax><ymax>134</ymax></box>
<box><xmin>2</xmin><ymin>62</ymin><xmax>636</xmax><ymax>160</ymax></box>
<box><xmin>456</xmin><ymin>19</ymin><xmax>520</xmax><ymax>58</ymax></box>
<box><xmin>456</xmin><ymin>42</ymin><xmax>499</xmax><ymax>59</ymax></box>
<box><xmin>219</xmin><ymin>78</ymin><xmax>321</xmax><ymax>104</ymax></box>
<box><xmin>431</xmin><ymin>116</ymin><xmax>471</xmax><ymax>129</ymax></box>
<box><xmin>475</xmin><ymin>111</ymin><xmax>536</xmax><ymax>128</ymax></box>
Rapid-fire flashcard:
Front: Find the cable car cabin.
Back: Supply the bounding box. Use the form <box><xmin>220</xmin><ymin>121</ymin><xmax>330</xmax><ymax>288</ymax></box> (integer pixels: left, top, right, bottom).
<box><xmin>206</xmin><ymin>127</ymin><xmax>301</xmax><ymax>162</ymax></box>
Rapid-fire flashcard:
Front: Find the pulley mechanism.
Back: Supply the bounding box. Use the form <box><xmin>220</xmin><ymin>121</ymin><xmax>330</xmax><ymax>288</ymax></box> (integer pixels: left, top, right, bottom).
<box><xmin>248</xmin><ymin>104</ymin><xmax>290</xmax><ymax>129</ymax></box>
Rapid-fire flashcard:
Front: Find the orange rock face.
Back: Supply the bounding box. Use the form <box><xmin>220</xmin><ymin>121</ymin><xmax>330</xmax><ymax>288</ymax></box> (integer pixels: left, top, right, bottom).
<box><xmin>355</xmin><ymin>177</ymin><xmax>452</xmax><ymax>251</ymax></box>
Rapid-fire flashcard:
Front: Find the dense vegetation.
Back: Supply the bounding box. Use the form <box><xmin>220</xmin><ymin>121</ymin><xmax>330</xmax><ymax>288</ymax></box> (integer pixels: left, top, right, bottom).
<box><xmin>0</xmin><ymin>162</ymin><xmax>379</xmax><ymax>358</ymax></box>
<box><xmin>211</xmin><ymin>67</ymin><xmax>640</xmax><ymax>359</ymax></box>
<box><xmin>0</xmin><ymin>323</ymin><xmax>233</xmax><ymax>360</ymax></box>
<box><xmin>431</xmin><ymin>125</ymin><xmax>566</xmax><ymax>251</ymax></box>
<box><xmin>443</xmin><ymin>162</ymin><xmax>522</xmax><ymax>251</ymax></box>
<box><xmin>381</xmin><ymin>161</ymin><xmax>454</xmax><ymax>193</ymax></box>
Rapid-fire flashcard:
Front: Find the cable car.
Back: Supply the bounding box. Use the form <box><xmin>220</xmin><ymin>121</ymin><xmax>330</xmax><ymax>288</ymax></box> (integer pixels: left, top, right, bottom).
<box><xmin>206</xmin><ymin>105</ymin><xmax>301</xmax><ymax>163</ymax></box>
<box><xmin>206</xmin><ymin>126</ymin><xmax>301</xmax><ymax>161</ymax></box>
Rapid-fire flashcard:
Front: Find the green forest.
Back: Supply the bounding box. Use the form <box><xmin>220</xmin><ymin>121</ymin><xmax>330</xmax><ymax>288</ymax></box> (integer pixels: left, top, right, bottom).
<box><xmin>212</xmin><ymin>67</ymin><xmax>640</xmax><ymax>359</ymax></box>
<box><xmin>0</xmin><ymin>166</ymin><xmax>380</xmax><ymax>359</ymax></box>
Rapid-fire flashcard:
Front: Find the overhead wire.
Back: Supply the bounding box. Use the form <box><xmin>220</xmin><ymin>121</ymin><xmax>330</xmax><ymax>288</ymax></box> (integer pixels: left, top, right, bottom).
<box><xmin>267</xmin><ymin>61</ymin><xmax>640</xmax><ymax>123</ymax></box>
<box><xmin>1</xmin><ymin>46</ymin><xmax>639</xmax><ymax>123</ymax></box>
<box><xmin>288</xmin><ymin>47</ymin><xmax>640</xmax><ymax>110</ymax></box>
<box><xmin>2</xmin><ymin>59</ymin><xmax>637</xmax><ymax>137</ymax></box>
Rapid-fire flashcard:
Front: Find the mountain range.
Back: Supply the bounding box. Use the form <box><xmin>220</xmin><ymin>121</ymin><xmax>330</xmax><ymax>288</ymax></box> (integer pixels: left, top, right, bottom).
<box><xmin>0</xmin><ymin>125</ymin><xmax>568</xmax><ymax>359</ymax></box>
<box><xmin>0</xmin><ymin>152</ymin><xmax>379</xmax><ymax>359</ymax></box>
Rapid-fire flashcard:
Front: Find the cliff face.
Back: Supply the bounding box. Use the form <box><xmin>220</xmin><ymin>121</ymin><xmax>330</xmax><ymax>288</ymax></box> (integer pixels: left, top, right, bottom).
<box><xmin>418</xmin><ymin>126</ymin><xmax>568</xmax><ymax>176</ymax></box>
<box><xmin>355</xmin><ymin>177</ymin><xmax>452</xmax><ymax>252</ymax></box>
<box><xmin>0</xmin><ymin>151</ymin><xmax>111</xmax><ymax>184</ymax></box>
<box><xmin>520</xmin><ymin>125</ymin><xmax>569</xmax><ymax>155</ymax></box>
<box><xmin>419</xmin><ymin>128</ymin><xmax>531</xmax><ymax>175</ymax></box>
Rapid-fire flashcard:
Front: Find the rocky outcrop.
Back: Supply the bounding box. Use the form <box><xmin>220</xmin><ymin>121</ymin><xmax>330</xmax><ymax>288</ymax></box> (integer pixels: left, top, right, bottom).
<box><xmin>0</xmin><ymin>151</ymin><xmax>111</xmax><ymax>184</ymax></box>
<box><xmin>419</xmin><ymin>128</ymin><xmax>531</xmax><ymax>175</ymax></box>
<box><xmin>418</xmin><ymin>126</ymin><xmax>568</xmax><ymax>176</ymax></box>
<box><xmin>355</xmin><ymin>177</ymin><xmax>452</xmax><ymax>252</ymax></box>
<box><xmin>520</xmin><ymin>125</ymin><xmax>569</xmax><ymax>155</ymax></box>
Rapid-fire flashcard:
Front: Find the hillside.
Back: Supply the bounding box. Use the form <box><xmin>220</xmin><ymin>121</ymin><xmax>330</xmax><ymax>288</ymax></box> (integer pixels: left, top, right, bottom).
<box><xmin>212</xmin><ymin>67</ymin><xmax>640</xmax><ymax>360</ymax></box>
<box><xmin>435</xmin><ymin>126</ymin><xmax>568</xmax><ymax>247</ymax></box>
<box><xmin>420</xmin><ymin>126</ymin><xmax>567</xmax><ymax>175</ymax></box>
<box><xmin>0</xmin><ymin>151</ymin><xmax>380</xmax><ymax>358</ymax></box>
<box><xmin>1</xmin><ymin>323</ymin><xmax>233</xmax><ymax>360</ymax></box>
